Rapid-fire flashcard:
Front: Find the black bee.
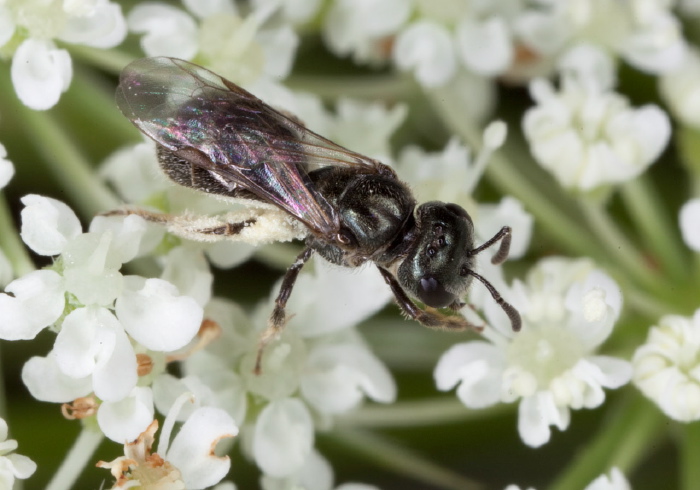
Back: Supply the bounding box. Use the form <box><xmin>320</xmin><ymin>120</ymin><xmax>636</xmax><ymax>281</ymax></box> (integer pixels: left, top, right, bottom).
<box><xmin>115</xmin><ymin>57</ymin><xmax>521</xmax><ymax>373</ymax></box>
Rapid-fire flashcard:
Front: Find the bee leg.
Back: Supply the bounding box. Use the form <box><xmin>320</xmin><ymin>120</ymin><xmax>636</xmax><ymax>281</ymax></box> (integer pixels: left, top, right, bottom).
<box><xmin>376</xmin><ymin>267</ymin><xmax>481</xmax><ymax>332</ymax></box>
<box><xmin>101</xmin><ymin>208</ymin><xmax>260</xmax><ymax>241</ymax></box>
<box><xmin>254</xmin><ymin>247</ymin><xmax>315</xmax><ymax>375</ymax></box>
<box><xmin>100</xmin><ymin>207</ymin><xmax>174</xmax><ymax>224</ymax></box>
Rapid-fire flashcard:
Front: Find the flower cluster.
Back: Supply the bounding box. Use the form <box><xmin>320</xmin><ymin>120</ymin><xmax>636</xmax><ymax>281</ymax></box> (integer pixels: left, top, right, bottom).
<box><xmin>2</xmin><ymin>0</ymin><xmax>700</xmax><ymax>488</ymax></box>
<box><xmin>0</xmin><ymin>0</ymin><xmax>126</xmax><ymax>109</ymax></box>
<box><xmin>436</xmin><ymin>257</ymin><xmax>632</xmax><ymax>447</ymax></box>
<box><xmin>319</xmin><ymin>0</ymin><xmax>685</xmax><ymax>87</ymax></box>
<box><xmin>0</xmin><ymin>195</ymin><xmax>205</xmax><ymax>442</ymax></box>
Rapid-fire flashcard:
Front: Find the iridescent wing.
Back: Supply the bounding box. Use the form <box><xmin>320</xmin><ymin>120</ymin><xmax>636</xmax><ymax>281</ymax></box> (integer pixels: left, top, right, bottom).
<box><xmin>116</xmin><ymin>57</ymin><xmax>381</xmax><ymax>238</ymax></box>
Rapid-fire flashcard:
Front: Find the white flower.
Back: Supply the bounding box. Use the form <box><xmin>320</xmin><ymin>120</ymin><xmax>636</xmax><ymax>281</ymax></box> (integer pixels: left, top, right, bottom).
<box><xmin>393</xmin><ymin>20</ymin><xmax>456</xmax><ymax>87</ymax></box>
<box><xmin>20</xmin><ymin>195</ymin><xmax>82</xmax><ymax>256</ymax></box>
<box><xmin>397</xmin><ymin>138</ymin><xmax>477</xmax><ymax>207</ymax></box>
<box><xmin>155</xmin><ymin>260</ymin><xmax>395</xmax><ymax>477</ymax></box>
<box><xmin>98</xmin><ymin>404</ymin><xmax>237</xmax><ymax>489</ymax></box>
<box><xmin>97</xmin><ymin>386</ymin><xmax>155</xmax><ymax>443</ymax></box>
<box><xmin>435</xmin><ymin>257</ymin><xmax>632</xmax><ymax>447</ymax></box>
<box><xmin>0</xmin><ymin>417</ymin><xmax>36</xmax><ymax>488</ymax></box>
<box><xmin>328</xmin><ymin>99</ymin><xmax>407</xmax><ymax>162</ymax></box>
<box><xmin>680</xmin><ymin>198</ymin><xmax>700</xmax><ymax>252</ymax></box>
<box><xmin>660</xmin><ymin>48</ymin><xmax>700</xmax><ymax>129</ymax></box>
<box><xmin>261</xmin><ymin>449</ymin><xmax>381</xmax><ymax>490</ymax></box>
<box><xmin>1</xmin><ymin>0</ymin><xmax>126</xmax><ymax>109</ymax></box>
<box><xmin>127</xmin><ymin>0</ymin><xmax>297</xmax><ymax>85</ymax></box>
<box><xmin>3</xmin><ymin>196</ymin><xmax>205</xmax><ymax>443</ymax></box>
<box><xmin>523</xmin><ymin>69</ymin><xmax>670</xmax><ymax>191</ymax></box>
<box><xmin>515</xmin><ymin>1</ymin><xmax>685</xmax><ymax>76</ymax></box>
<box><xmin>323</xmin><ymin>0</ymin><xmax>410</xmax><ymax>63</ymax></box>
<box><xmin>506</xmin><ymin>467</ymin><xmax>630</xmax><ymax>490</ymax></box>
<box><xmin>633</xmin><ymin>309</ymin><xmax>700</xmax><ymax>422</ymax></box>
<box><xmin>54</xmin><ymin>306</ymin><xmax>137</xmax><ymax>402</ymax></box>
<box><xmin>0</xmin><ymin>250</ymin><xmax>12</xmax><ymax>289</ymax></box>
<box><xmin>455</xmin><ymin>16</ymin><xmax>513</xmax><ymax>77</ymax></box>
<box><xmin>0</xmin><ymin>144</ymin><xmax>14</xmax><ymax>190</ymax></box>
<box><xmin>396</xmin><ymin>136</ymin><xmax>533</xmax><ymax>260</ymax></box>
<box><xmin>0</xmin><ymin>269</ymin><xmax>65</xmax><ymax>340</ymax></box>
<box><xmin>584</xmin><ymin>467</ymin><xmax>631</xmax><ymax>490</ymax></box>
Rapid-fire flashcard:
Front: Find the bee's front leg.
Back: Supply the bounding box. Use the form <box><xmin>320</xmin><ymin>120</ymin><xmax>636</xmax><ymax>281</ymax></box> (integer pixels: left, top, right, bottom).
<box><xmin>376</xmin><ymin>267</ymin><xmax>482</xmax><ymax>332</ymax></box>
<box><xmin>254</xmin><ymin>247</ymin><xmax>315</xmax><ymax>375</ymax></box>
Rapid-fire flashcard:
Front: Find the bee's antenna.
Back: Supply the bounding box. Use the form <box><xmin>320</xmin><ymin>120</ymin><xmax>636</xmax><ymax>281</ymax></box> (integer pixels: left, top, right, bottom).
<box><xmin>464</xmin><ymin>268</ymin><xmax>521</xmax><ymax>332</ymax></box>
<box><xmin>469</xmin><ymin>226</ymin><xmax>512</xmax><ymax>265</ymax></box>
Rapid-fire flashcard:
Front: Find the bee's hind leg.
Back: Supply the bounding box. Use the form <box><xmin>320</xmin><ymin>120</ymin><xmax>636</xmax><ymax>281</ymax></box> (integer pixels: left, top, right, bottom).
<box><xmin>254</xmin><ymin>247</ymin><xmax>314</xmax><ymax>375</ymax></box>
<box><xmin>101</xmin><ymin>208</ymin><xmax>258</xmax><ymax>241</ymax></box>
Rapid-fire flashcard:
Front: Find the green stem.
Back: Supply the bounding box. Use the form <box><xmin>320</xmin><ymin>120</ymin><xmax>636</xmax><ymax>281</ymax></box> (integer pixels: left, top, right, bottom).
<box><xmin>578</xmin><ymin>198</ymin><xmax>665</xmax><ymax>295</ymax></box>
<box><xmin>46</xmin><ymin>427</ymin><xmax>104</xmax><ymax>490</ymax></box>
<box><xmin>625</xmin><ymin>287</ymin><xmax>676</xmax><ymax>321</ymax></box>
<box><xmin>332</xmin><ymin>429</ymin><xmax>483</xmax><ymax>490</ymax></box>
<box><xmin>17</xmin><ymin>109</ymin><xmax>120</xmax><ymax>218</ymax></box>
<box><xmin>66</xmin><ymin>45</ymin><xmax>135</xmax><ymax>76</ymax></box>
<box><xmin>681</xmin><ymin>420</ymin><xmax>700</xmax><ymax>490</ymax></box>
<box><xmin>619</xmin><ymin>177</ymin><xmax>688</xmax><ymax>282</ymax></box>
<box><xmin>548</xmin><ymin>395</ymin><xmax>665</xmax><ymax>490</ymax></box>
<box><xmin>337</xmin><ymin>398</ymin><xmax>511</xmax><ymax>428</ymax></box>
<box><xmin>0</xmin><ymin>194</ymin><xmax>34</xmax><ymax>277</ymax></box>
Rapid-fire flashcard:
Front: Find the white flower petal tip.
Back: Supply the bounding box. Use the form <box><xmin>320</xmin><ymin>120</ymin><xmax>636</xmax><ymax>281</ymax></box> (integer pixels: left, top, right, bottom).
<box><xmin>20</xmin><ymin>195</ymin><xmax>82</xmax><ymax>256</ymax></box>
<box><xmin>97</xmin><ymin>387</ymin><xmax>154</xmax><ymax>443</ymax></box>
<box><xmin>167</xmin><ymin>407</ymin><xmax>238</xmax><ymax>489</ymax></box>
<box><xmin>680</xmin><ymin>198</ymin><xmax>700</xmax><ymax>252</ymax></box>
<box><xmin>584</xmin><ymin>467</ymin><xmax>631</xmax><ymax>490</ymax></box>
<box><xmin>0</xmin><ymin>270</ymin><xmax>65</xmax><ymax>340</ymax></box>
<box><xmin>633</xmin><ymin>310</ymin><xmax>700</xmax><ymax>422</ymax></box>
<box><xmin>0</xmin><ymin>146</ymin><xmax>14</xmax><ymax>189</ymax></box>
<box><xmin>301</xmin><ymin>344</ymin><xmax>396</xmax><ymax>414</ymax></box>
<box><xmin>436</xmin><ymin>257</ymin><xmax>629</xmax><ymax>446</ymax></box>
<box><xmin>11</xmin><ymin>39</ymin><xmax>72</xmax><ymax>110</ymax></box>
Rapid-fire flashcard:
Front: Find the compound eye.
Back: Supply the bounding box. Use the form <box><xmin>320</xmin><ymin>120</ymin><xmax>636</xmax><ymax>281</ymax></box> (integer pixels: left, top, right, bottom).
<box><xmin>417</xmin><ymin>274</ymin><xmax>455</xmax><ymax>308</ymax></box>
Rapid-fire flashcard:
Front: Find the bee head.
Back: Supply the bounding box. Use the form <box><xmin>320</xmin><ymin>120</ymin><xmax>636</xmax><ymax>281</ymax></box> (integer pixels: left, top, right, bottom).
<box><xmin>397</xmin><ymin>202</ymin><xmax>475</xmax><ymax>308</ymax></box>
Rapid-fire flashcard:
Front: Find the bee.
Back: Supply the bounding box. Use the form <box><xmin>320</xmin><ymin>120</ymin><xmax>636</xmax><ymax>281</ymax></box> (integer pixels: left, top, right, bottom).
<box><xmin>115</xmin><ymin>57</ymin><xmax>521</xmax><ymax>373</ymax></box>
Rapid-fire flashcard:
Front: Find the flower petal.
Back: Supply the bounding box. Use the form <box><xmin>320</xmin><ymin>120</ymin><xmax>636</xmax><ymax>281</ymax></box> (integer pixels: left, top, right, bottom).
<box><xmin>456</xmin><ymin>17</ymin><xmax>512</xmax><ymax>76</ymax></box>
<box><xmin>680</xmin><ymin>198</ymin><xmax>700</xmax><ymax>252</ymax></box>
<box><xmin>59</xmin><ymin>1</ymin><xmax>127</xmax><ymax>48</ymax></box>
<box><xmin>301</xmin><ymin>343</ymin><xmax>396</xmax><ymax>414</ymax></box>
<box><xmin>393</xmin><ymin>21</ymin><xmax>455</xmax><ymax>87</ymax></box>
<box><xmin>518</xmin><ymin>392</ymin><xmax>568</xmax><ymax>447</ymax></box>
<box><xmin>0</xmin><ymin>146</ymin><xmax>14</xmax><ymax>190</ymax></box>
<box><xmin>434</xmin><ymin>341</ymin><xmax>504</xmax><ymax>408</ymax></box>
<box><xmin>167</xmin><ymin>407</ymin><xmax>237</xmax><ymax>490</ymax></box>
<box><xmin>11</xmin><ymin>39</ymin><xmax>72</xmax><ymax>110</ymax></box>
<box><xmin>21</xmin><ymin>353</ymin><xmax>92</xmax><ymax>403</ymax></box>
<box><xmin>127</xmin><ymin>3</ymin><xmax>198</xmax><ymax>59</ymax></box>
<box><xmin>0</xmin><ymin>270</ymin><xmax>65</xmax><ymax>340</ymax></box>
<box><xmin>116</xmin><ymin>277</ymin><xmax>203</xmax><ymax>351</ymax></box>
<box><xmin>253</xmin><ymin>398</ymin><xmax>313</xmax><ymax>477</ymax></box>
<box><xmin>97</xmin><ymin>387</ymin><xmax>154</xmax><ymax>443</ymax></box>
<box><xmin>20</xmin><ymin>195</ymin><xmax>82</xmax><ymax>256</ymax></box>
